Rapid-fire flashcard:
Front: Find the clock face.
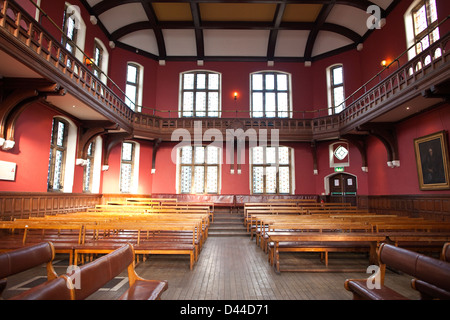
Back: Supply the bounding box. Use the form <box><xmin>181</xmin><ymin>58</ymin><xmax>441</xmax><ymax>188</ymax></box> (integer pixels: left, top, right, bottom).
<box><xmin>334</xmin><ymin>145</ymin><xmax>349</xmax><ymax>161</ymax></box>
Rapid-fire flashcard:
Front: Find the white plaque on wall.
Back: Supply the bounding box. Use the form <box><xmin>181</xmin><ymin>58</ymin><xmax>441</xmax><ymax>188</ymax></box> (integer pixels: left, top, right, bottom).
<box><xmin>0</xmin><ymin>160</ymin><xmax>17</xmax><ymax>181</ymax></box>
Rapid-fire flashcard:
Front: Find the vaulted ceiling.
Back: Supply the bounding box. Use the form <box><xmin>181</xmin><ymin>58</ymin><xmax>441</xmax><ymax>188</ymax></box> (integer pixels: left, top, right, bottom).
<box><xmin>81</xmin><ymin>0</ymin><xmax>399</xmax><ymax>62</ymax></box>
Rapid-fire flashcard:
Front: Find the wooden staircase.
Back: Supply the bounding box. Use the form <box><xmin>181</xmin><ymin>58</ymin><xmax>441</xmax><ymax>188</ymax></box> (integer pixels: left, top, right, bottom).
<box><xmin>208</xmin><ymin>210</ymin><xmax>247</xmax><ymax>237</ymax></box>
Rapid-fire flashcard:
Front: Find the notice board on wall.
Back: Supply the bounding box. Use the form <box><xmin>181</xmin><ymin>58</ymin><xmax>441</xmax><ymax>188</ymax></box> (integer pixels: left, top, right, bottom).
<box><xmin>0</xmin><ymin>161</ymin><xmax>17</xmax><ymax>181</ymax></box>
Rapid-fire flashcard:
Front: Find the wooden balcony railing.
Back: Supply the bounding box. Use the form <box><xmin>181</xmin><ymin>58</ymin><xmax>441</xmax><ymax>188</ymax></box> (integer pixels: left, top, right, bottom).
<box><xmin>0</xmin><ymin>0</ymin><xmax>448</xmax><ymax>143</ymax></box>
<box><xmin>0</xmin><ymin>0</ymin><xmax>134</xmax><ymax>131</ymax></box>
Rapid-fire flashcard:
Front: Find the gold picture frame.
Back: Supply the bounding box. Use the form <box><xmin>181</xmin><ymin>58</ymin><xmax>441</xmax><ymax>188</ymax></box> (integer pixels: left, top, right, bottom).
<box><xmin>414</xmin><ymin>131</ymin><xmax>450</xmax><ymax>190</ymax></box>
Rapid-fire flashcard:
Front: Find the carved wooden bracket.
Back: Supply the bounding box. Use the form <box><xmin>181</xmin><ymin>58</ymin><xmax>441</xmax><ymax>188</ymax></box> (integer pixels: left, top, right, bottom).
<box><xmin>342</xmin><ymin>134</ymin><xmax>368</xmax><ymax>172</ymax></box>
<box><xmin>77</xmin><ymin>120</ymin><xmax>118</xmax><ymax>160</ymax></box>
<box><xmin>359</xmin><ymin>123</ymin><xmax>399</xmax><ymax>168</ymax></box>
<box><xmin>0</xmin><ymin>78</ymin><xmax>64</xmax><ymax>151</ymax></box>
<box><xmin>102</xmin><ymin>132</ymin><xmax>133</xmax><ymax>168</ymax></box>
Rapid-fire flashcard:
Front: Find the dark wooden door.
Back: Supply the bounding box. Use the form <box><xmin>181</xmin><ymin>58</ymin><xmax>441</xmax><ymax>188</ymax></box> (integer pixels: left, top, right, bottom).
<box><xmin>329</xmin><ymin>173</ymin><xmax>357</xmax><ymax>206</ymax></box>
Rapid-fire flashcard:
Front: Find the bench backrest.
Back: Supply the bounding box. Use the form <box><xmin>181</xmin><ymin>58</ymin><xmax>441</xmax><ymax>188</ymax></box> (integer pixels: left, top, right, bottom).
<box><xmin>0</xmin><ymin>242</ymin><xmax>57</xmax><ymax>280</ymax></box>
<box><xmin>379</xmin><ymin>243</ymin><xmax>450</xmax><ymax>292</ymax></box>
<box><xmin>72</xmin><ymin>243</ymin><xmax>134</xmax><ymax>300</ymax></box>
<box><xmin>443</xmin><ymin>243</ymin><xmax>450</xmax><ymax>262</ymax></box>
<box><xmin>9</xmin><ymin>275</ymin><xmax>74</xmax><ymax>300</ymax></box>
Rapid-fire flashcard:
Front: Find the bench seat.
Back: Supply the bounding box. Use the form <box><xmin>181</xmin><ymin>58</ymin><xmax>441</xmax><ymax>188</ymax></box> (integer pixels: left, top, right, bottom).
<box><xmin>345</xmin><ymin>279</ymin><xmax>409</xmax><ymax>300</ymax></box>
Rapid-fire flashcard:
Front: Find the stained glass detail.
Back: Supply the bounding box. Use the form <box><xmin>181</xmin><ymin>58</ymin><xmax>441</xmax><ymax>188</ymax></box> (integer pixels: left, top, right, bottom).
<box><xmin>56</xmin><ymin>122</ymin><xmax>65</xmax><ymax>147</ymax></box>
<box><xmin>279</xmin><ymin>167</ymin><xmax>290</xmax><ymax>194</ymax></box>
<box><xmin>277</xmin><ymin>74</ymin><xmax>288</xmax><ymax>91</ymax></box>
<box><xmin>183</xmin><ymin>73</ymin><xmax>195</xmax><ymax>90</ymax></box>
<box><xmin>120</xmin><ymin>163</ymin><xmax>132</xmax><ymax>193</ymax></box>
<box><xmin>334</xmin><ymin>145</ymin><xmax>349</xmax><ymax>161</ymax></box>
<box><xmin>181</xmin><ymin>71</ymin><xmax>220</xmax><ymax>117</ymax></box>
<box><xmin>278</xmin><ymin>147</ymin><xmax>289</xmax><ymax>165</ymax></box>
<box><xmin>251</xmin><ymin>72</ymin><xmax>291</xmax><ymax>118</ymax></box>
<box><xmin>265</xmin><ymin>166</ymin><xmax>277</xmax><ymax>194</ymax></box>
<box><xmin>53</xmin><ymin>150</ymin><xmax>63</xmax><ymax>190</ymax></box>
<box><xmin>207</xmin><ymin>147</ymin><xmax>219</xmax><ymax>164</ymax></box>
<box><xmin>181</xmin><ymin>166</ymin><xmax>192</xmax><ymax>193</ymax></box>
<box><xmin>194</xmin><ymin>166</ymin><xmax>205</xmax><ymax>193</ymax></box>
<box><xmin>122</xmin><ymin>143</ymin><xmax>133</xmax><ymax>161</ymax></box>
<box><xmin>181</xmin><ymin>146</ymin><xmax>192</xmax><ymax>164</ymax></box>
<box><xmin>195</xmin><ymin>146</ymin><xmax>205</xmax><ymax>164</ymax></box>
<box><xmin>253</xmin><ymin>167</ymin><xmax>264</xmax><ymax>194</ymax></box>
<box><xmin>207</xmin><ymin>166</ymin><xmax>218</xmax><ymax>194</ymax></box>
<box><xmin>266</xmin><ymin>147</ymin><xmax>276</xmax><ymax>164</ymax></box>
<box><xmin>252</xmin><ymin>147</ymin><xmax>264</xmax><ymax>165</ymax></box>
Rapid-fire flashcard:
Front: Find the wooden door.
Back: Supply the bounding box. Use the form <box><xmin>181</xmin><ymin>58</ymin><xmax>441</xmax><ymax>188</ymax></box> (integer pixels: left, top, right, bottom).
<box><xmin>329</xmin><ymin>173</ymin><xmax>357</xmax><ymax>206</ymax></box>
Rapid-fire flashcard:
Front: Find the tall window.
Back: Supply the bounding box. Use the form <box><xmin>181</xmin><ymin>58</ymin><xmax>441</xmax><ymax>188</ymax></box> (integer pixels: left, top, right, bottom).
<box><xmin>327</xmin><ymin>65</ymin><xmax>345</xmax><ymax>115</ymax></box>
<box><xmin>83</xmin><ymin>142</ymin><xmax>95</xmax><ymax>192</ymax></box>
<box><xmin>412</xmin><ymin>0</ymin><xmax>439</xmax><ymax>57</ymax></box>
<box><xmin>120</xmin><ymin>142</ymin><xmax>135</xmax><ymax>193</ymax></box>
<box><xmin>125</xmin><ymin>63</ymin><xmax>143</xmax><ymax>112</ymax></box>
<box><xmin>62</xmin><ymin>5</ymin><xmax>78</xmax><ymax>55</ymax></box>
<box><xmin>93</xmin><ymin>42</ymin><xmax>103</xmax><ymax>79</ymax></box>
<box><xmin>251</xmin><ymin>146</ymin><xmax>293</xmax><ymax>194</ymax></box>
<box><xmin>251</xmin><ymin>71</ymin><xmax>291</xmax><ymax>118</ymax></box>
<box><xmin>179</xmin><ymin>71</ymin><xmax>221</xmax><ymax>117</ymax></box>
<box><xmin>178</xmin><ymin>146</ymin><xmax>220</xmax><ymax>194</ymax></box>
<box><xmin>48</xmin><ymin>118</ymin><xmax>68</xmax><ymax>191</ymax></box>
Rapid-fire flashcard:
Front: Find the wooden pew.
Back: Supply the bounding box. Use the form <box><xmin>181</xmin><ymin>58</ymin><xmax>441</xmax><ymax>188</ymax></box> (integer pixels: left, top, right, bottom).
<box><xmin>11</xmin><ymin>244</ymin><xmax>168</xmax><ymax>300</ymax></box>
<box><xmin>0</xmin><ymin>241</ymin><xmax>58</xmax><ymax>298</ymax></box>
<box><xmin>345</xmin><ymin>243</ymin><xmax>450</xmax><ymax>300</ymax></box>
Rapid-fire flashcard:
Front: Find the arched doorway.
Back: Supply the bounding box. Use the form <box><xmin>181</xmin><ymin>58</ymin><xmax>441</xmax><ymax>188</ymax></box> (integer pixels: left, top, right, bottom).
<box><xmin>328</xmin><ymin>173</ymin><xmax>357</xmax><ymax>206</ymax></box>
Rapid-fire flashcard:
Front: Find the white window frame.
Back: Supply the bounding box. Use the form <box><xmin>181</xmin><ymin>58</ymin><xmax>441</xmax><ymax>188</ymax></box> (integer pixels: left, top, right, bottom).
<box><xmin>326</xmin><ymin>64</ymin><xmax>345</xmax><ymax>115</ymax></box>
<box><xmin>125</xmin><ymin>62</ymin><xmax>144</xmax><ymax>112</ymax></box>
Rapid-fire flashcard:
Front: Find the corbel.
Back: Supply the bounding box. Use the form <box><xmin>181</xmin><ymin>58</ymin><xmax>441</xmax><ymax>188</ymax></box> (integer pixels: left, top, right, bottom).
<box><xmin>77</xmin><ymin>120</ymin><xmax>117</xmax><ymax>160</ymax></box>
<box><xmin>102</xmin><ymin>132</ymin><xmax>133</xmax><ymax>170</ymax></box>
<box><xmin>0</xmin><ymin>78</ymin><xmax>64</xmax><ymax>150</ymax></box>
<box><xmin>342</xmin><ymin>134</ymin><xmax>369</xmax><ymax>172</ymax></box>
<box><xmin>359</xmin><ymin>123</ymin><xmax>399</xmax><ymax>168</ymax></box>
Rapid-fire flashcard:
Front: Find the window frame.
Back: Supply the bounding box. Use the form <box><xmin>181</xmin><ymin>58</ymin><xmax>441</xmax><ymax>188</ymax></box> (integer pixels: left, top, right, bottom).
<box><xmin>411</xmin><ymin>0</ymin><xmax>439</xmax><ymax>56</ymax></box>
<box><xmin>178</xmin><ymin>145</ymin><xmax>221</xmax><ymax>195</ymax></box>
<box><xmin>250</xmin><ymin>71</ymin><xmax>292</xmax><ymax>118</ymax></box>
<box><xmin>327</xmin><ymin>64</ymin><xmax>345</xmax><ymax>115</ymax></box>
<box><xmin>47</xmin><ymin>118</ymin><xmax>68</xmax><ymax>192</ymax></box>
<box><xmin>125</xmin><ymin>62</ymin><xmax>143</xmax><ymax>112</ymax></box>
<box><xmin>120</xmin><ymin>142</ymin><xmax>136</xmax><ymax>194</ymax></box>
<box><xmin>250</xmin><ymin>146</ymin><xmax>293</xmax><ymax>195</ymax></box>
<box><xmin>83</xmin><ymin>141</ymin><xmax>95</xmax><ymax>193</ymax></box>
<box><xmin>179</xmin><ymin>70</ymin><xmax>222</xmax><ymax>118</ymax></box>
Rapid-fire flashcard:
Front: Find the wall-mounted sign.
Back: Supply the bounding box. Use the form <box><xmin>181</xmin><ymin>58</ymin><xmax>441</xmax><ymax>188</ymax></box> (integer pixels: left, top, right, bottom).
<box><xmin>0</xmin><ymin>161</ymin><xmax>17</xmax><ymax>181</ymax></box>
<box><xmin>334</xmin><ymin>167</ymin><xmax>345</xmax><ymax>172</ymax></box>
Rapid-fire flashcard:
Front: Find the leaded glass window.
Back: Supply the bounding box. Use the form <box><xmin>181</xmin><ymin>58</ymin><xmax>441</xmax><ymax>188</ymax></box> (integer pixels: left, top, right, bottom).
<box><xmin>179</xmin><ymin>146</ymin><xmax>220</xmax><ymax>194</ymax></box>
<box><xmin>120</xmin><ymin>142</ymin><xmax>135</xmax><ymax>193</ymax></box>
<box><xmin>48</xmin><ymin>118</ymin><xmax>68</xmax><ymax>191</ymax></box>
<box><xmin>83</xmin><ymin>142</ymin><xmax>95</xmax><ymax>192</ymax></box>
<box><xmin>251</xmin><ymin>146</ymin><xmax>292</xmax><ymax>194</ymax></box>
<box><xmin>412</xmin><ymin>0</ymin><xmax>440</xmax><ymax>63</ymax></box>
<box><xmin>251</xmin><ymin>72</ymin><xmax>292</xmax><ymax>118</ymax></box>
<box><xmin>180</xmin><ymin>71</ymin><xmax>221</xmax><ymax>117</ymax></box>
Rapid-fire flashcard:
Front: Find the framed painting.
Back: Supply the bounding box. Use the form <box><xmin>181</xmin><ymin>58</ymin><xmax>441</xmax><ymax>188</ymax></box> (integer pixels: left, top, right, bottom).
<box><xmin>414</xmin><ymin>131</ymin><xmax>450</xmax><ymax>190</ymax></box>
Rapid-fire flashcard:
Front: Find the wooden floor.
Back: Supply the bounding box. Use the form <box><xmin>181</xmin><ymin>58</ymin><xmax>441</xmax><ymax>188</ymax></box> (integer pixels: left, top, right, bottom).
<box><xmin>3</xmin><ymin>236</ymin><xmax>420</xmax><ymax>301</ymax></box>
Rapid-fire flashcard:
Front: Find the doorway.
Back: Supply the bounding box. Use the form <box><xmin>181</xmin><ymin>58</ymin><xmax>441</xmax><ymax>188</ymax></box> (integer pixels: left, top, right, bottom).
<box><xmin>328</xmin><ymin>173</ymin><xmax>357</xmax><ymax>206</ymax></box>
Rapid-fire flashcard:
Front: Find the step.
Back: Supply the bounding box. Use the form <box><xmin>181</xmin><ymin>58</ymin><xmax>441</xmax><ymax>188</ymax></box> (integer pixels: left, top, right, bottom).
<box><xmin>209</xmin><ymin>213</ymin><xmax>247</xmax><ymax>237</ymax></box>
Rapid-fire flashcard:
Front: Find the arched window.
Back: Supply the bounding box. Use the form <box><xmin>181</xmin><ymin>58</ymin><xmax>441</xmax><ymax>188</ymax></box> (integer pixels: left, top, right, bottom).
<box><xmin>125</xmin><ymin>62</ymin><xmax>144</xmax><ymax>112</ymax></box>
<box><xmin>177</xmin><ymin>145</ymin><xmax>221</xmax><ymax>194</ymax></box>
<box><xmin>62</xmin><ymin>3</ymin><xmax>86</xmax><ymax>63</ymax></box>
<box><xmin>83</xmin><ymin>136</ymin><xmax>102</xmax><ymax>193</ymax></box>
<box><xmin>120</xmin><ymin>141</ymin><xmax>140</xmax><ymax>193</ymax></box>
<box><xmin>93</xmin><ymin>38</ymin><xmax>109</xmax><ymax>84</ymax></box>
<box><xmin>250</xmin><ymin>146</ymin><xmax>294</xmax><ymax>194</ymax></box>
<box><xmin>179</xmin><ymin>71</ymin><xmax>221</xmax><ymax>117</ymax></box>
<box><xmin>404</xmin><ymin>0</ymin><xmax>440</xmax><ymax>62</ymax></box>
<box><xmin>327</xmin><ymin>64</ymin><xmax>345</xmax><ymax>115</ymax></box>
<box><xmin>47</xmin><ymin>117</ymin><xmax>77</xmax><ymax>192</ymax></box>
<box><xmin>250</xmin><ymin>71</ymin><xmax>292</xmax><ymax>118</ymax></box>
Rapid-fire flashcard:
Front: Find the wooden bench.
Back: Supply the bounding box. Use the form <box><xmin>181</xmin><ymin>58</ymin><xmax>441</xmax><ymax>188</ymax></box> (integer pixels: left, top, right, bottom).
<box><xmin>0</xmin><ymin>241</ymin><xmax>58</xmax><ymax>298</ymax></box>
<box><xmin>10</xmin><ymin>243</ymin><xmax>168</xmax><ymax>300</ymax></box>
<box><xmin>345</xmin><ymin>243</ymin><xmax>450</xmax><ymax>300</ymax></box>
